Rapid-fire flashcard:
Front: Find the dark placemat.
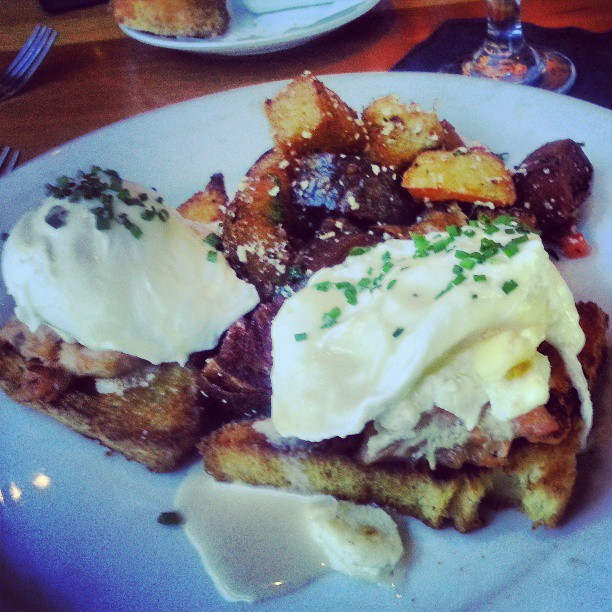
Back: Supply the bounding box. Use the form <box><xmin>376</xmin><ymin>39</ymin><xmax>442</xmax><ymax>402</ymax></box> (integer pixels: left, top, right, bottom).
<box><xmin>392</xmin><ymin>19</ymin><xmax>612</xmax><ymax>110</ymax></box>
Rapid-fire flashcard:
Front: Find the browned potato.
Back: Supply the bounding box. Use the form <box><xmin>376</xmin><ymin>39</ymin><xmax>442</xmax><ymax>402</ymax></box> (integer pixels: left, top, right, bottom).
<box><xmin>439</xmin><ymin>119</ymin><xmax>465</xmax><ymax>150</ymax></box>
<box><xmin>264</xmin><ymin>72</ymin><xmax>367</xmax><ymax>158</ymax></box>
<box><xmin>407</xmin><ymin>203</ymin><xmax>468</xmax><ymax>235</ymax></box>
<box><xmin>223</xmin><ymin>173</ymin><xmax>294</xmax><ymax>300</ymax></box>
<box><xmin>290</xmin><ymin>153</ymin><xmax>416</xmax><ymax>235</ymax></box>
<box><xmin>177</xmin><ymin>173</ymin><xmax>227</xmax><ymax>224</ymax></box>
<box><xmin>362</xmin><ymin>95</ymin><xmax>445</xmax><ymax>168</ymax></box>
<box><xmin>246</xmin><ymin>148</ymin><xmax>291</xmax><ymax>188</ymax></box>
<box><xmin>294</xmin><ymin>217</ymin><xmax>381</xmax><ymax>278</ymax></box>
<box><xmin>512</xmin><ymin>139</ymin><xmax>593</xmax><ymax>237</ymax></box>
<box><xmin>402</xmin><ymin>148</ymin><xmax>516</xmax><ymax>206</ymax></box>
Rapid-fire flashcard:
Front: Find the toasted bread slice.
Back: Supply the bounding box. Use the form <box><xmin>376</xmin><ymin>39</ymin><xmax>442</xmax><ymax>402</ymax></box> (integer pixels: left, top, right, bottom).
<box><xmin>0</xmin><ymin>341</ymin><xmax>205</xmax><ymax>472</ymax></box>
<box><xmin>200</xmin><ymin>302</ymin><xmax>608</xmax><ymax>531</ymax></box>
<box><xmin>201</xmin><ymin>418</ymin><xmax>582</xmax><ymax>532</ymax></box>
<box><xmin>113</xmin><ymin>0</ymin><xmax>229</xmax><ymax>38</ymax></box>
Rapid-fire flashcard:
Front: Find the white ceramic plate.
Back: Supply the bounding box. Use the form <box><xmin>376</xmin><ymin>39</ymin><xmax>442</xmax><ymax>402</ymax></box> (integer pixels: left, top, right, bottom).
<box><xmin>119</xmin><ymin>0</ymin><xmax>380</xmax><ymax>56</ymax></box>
<box><xmin>1</xmin><ymin>73</ymin><xmax>611</xmax><ymax>611</ymax></box>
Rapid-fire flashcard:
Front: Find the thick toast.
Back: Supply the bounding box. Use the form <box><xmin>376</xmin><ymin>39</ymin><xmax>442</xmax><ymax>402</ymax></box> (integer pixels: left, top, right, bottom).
<box><xmin>200</xmin><ymin>302</ymin><xmax>608</xmax><ymax>531</ymax></box>
<box><xmin>0</xmin><ymin>341</ymin><xmax>205</xmax><ymax>472</ymax></box>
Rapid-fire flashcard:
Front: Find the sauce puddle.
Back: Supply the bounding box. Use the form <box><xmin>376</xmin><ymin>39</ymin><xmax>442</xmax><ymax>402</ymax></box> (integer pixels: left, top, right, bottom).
<box><xmin>175</xmin><ymin>466</ymin><xmax>333</xmax><ymax>602</ymax></box>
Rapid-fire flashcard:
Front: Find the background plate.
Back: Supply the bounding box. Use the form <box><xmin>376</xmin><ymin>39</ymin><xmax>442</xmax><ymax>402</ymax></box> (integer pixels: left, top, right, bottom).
<box><xmin>1</xmin><ymin>73</ymin><xmax>611</xmax><ymax>611</ymax></box>
<box><xmin>120</xmin><ymin>0</ymin><xmax>380</xmax><ymax>56</ymax></box>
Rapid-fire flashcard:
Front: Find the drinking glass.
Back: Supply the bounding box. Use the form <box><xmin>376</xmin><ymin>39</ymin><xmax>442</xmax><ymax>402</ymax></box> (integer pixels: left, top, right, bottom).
<box><xmin>443</xmin><ymin>0</ymin><xmax>576</xmax><ymax>93</ymax></box>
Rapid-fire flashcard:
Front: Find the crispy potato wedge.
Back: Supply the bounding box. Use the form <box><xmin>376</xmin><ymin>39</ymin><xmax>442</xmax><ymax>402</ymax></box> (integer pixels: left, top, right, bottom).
<box><xmin>264</xmin><ymin>72</ymin><xmax>367</xmax><ymax>157</ymax></box>
<box><xmin>362</xmin><ymin>95</ymin><xmax>445</xmax><ymax>168</ymax></box>
<box><xmin>177</xmin><ymin>173</ymin><xmax>228</xmax><ymax>224</ymax></box>
<box><xmin>223</xmin><ymin>174</ymin><xmax>293</xmax><ymax>300</ymax></box>
<box><xmin>402</xmin><ymin>148</ymin><xmax>516</xmax><ymax>206</ymax></box>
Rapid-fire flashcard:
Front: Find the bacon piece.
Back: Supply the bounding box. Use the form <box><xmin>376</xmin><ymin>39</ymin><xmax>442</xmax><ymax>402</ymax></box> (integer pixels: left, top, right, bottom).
<box><xmin>513</xmin><ymin>406</ymin><xmax>560</xmax><ymax>444</ymax></box>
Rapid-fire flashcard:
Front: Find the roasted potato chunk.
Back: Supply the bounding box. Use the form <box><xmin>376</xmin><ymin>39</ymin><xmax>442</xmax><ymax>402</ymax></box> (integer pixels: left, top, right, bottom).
<box><xmin>362</xmin><ymin>95</ymin><xmax>445</xmax><ymax>168</ymax></box>
<box><xmin>407</xmin><ymin>203</ymin><xmax>468</xmax><ymax>235</ymax></box>
<box><xmin>290</xmin><ymin>153</ymin><xmax>415</xmax><ymax>235</ymax></box>
<box><xmin>177</xmin><ymin>173</ymin><xmax>227</xmax><ymax>224</ymax></box>
<box><xmin>223</xmin><ymin>174</ymin><xmax>294</xmax><ymax>300</ymax></box>
<box><xmin>512</xmin><ymin>139</ymin><xmax>593</xmax><ymax>237</ymax></box>
<box><xmin>246</xmin><ymin>148</ymin><xmax>291</xmax><ymax>190</ymax></box>
<box><xmin>439</xmin><ymin>120</ymin><xmax>465</xmax><ymax>150</ymax></box>
<box><xmin>264</xmin><ymin>72</ymin><xmax>367</xmax><ymax>158</ymax></box>
<box><xmin>294</xmin><ymin>217</ymin><xmax>381</xmax><ymax>278</ymax></box>
<box><xmin>402</xmin><ymin>148</ymin><xmax>516</xmax><ymax>206</ymax></box>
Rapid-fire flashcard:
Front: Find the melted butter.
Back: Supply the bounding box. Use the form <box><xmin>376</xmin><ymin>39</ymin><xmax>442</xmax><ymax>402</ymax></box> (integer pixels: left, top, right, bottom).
<box><xmin>175</xmin><ymin>467</ymin><xmax>331</xmax><ymax>602</ymax></box>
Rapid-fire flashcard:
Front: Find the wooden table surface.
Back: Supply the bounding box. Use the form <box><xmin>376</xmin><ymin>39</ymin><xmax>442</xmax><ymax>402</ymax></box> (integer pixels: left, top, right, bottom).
<box><xmin>1</xmin><ymin>0</ymin><xmax>610</xmax><ymax>162</ymax></box>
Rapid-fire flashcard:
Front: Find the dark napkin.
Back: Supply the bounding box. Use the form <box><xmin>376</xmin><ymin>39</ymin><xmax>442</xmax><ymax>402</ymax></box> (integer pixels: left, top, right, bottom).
<box><xmin>392</xmin><ymin>19</ymin><xmax>612</xmax><ymax>110</ymax></box>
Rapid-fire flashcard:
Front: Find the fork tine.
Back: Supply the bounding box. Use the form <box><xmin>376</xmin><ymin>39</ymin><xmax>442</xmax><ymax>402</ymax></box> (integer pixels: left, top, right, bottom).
<box><xmin>0</xmin><ymin>146</ymin><xmax>20</xmax><ymax>177</ymax></box>
<box><xmin>0</xmin><ymin>146</ymin><xmax>9</xmax><ymax>168</ymax></box>
<box><xmin>10</xmin><ymin>27</ymin><xmax>56</xmax><ymax>74</ymax></box>
<box><xmin>4</xmin><ymin>25</ymin><xmax>44</xmax><ymax>74</ymax></box>
<box><xmin>5</xmin><ymin>30</ymin><xmax>58</xmax><ymax>93</ymax></box>
<box><xmin>0</xmin><ymin>26</ymin><xmax>57</xmax><ymax>104</ymax></box>
<box><xmin>1</xmin><ymin>27</ymin><xmax>52</xmax><ymax>86</ymax></box>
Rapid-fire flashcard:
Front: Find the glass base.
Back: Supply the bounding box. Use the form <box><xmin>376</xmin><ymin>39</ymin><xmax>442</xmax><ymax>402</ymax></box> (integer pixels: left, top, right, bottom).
<box><xmin>441</xmin><ymin>47</ymin><xmax>576</xmax><ymax>94</ymax></box>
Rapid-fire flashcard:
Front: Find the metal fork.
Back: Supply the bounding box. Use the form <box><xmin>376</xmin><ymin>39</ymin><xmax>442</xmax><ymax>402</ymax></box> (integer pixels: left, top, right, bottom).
<box><xmin>0</xmin><ymin>146</ymin><xmax>20</xmax><ymax>177</ymax></box>
<box><xmin>0</xmin><ymin>25</ymin><xmax>58</xmax><ymax>105</ymax></box>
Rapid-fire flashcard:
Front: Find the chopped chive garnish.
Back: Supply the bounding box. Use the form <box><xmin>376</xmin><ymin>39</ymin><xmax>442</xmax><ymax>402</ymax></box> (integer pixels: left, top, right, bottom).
<box><xmin>502</xmin><ymin>280</ymin><xmax>518</xmax><ymax>294</ymax></box>
<box><xmin>315</xmin><ymin>281</ymin><xmax>332</xmax><ymax>292</ymax></box>
<box><xmin>495</xmin><ymin>215</ymin><xmax>512</xmax><ymax>225</ymax></box>
<box><xmin>392</xmin><ymin>327</ymin><xmax>404</xmax><ymax>338</ymax></box>
<box><xmin>446</xmin><ymin>225</ymin><xmax>460</xmax><ymax>237</ymax></box>
<box><xmin>387</xmin><ymin>279</ymin><xmax>397</xmax><ymax>290</ymax></box>
<box><xmin>204</xmin><ymin>233</ymin><xmax>221</xmax><ymax>250</ymax></box>
<box><xmin>349</xmin><ymin>246</ymin><xmax>373</xmax><ymax>256</ymax></box>
<box><xmin>321</xmin><ymin>306</ymin><xmax>342</xmax><ymax>329</ymax></box>
<box><xmin>295</xmin><ymin>333</ymin><xmax>308</xmax><ymax>342</ymax></box>
<box><xmin>453</xmin><ymin>274</ymin><xmax>466</xmax><ymax>286</ymax></box>
<box><xmin>382</xmin><ymin>261</ymin><xmax>394</xmax><ymax>274</ymax></box>
<box><xmin>45</xmin><ymin>205</ymin><xmax>68</xmax><ymax>229</ymax></box>
<box><xmin>411</xmin><ymin>234</ymin><xmax>429</xmax><ymax>251</ymax></box>
<box><xmin>502</xmin><ymin>243</ymin><xmax>519</xmax><ymax>257</ymax></box>
<box><xmin>474</xmin><ymin>274</ymin><xmax>487</xmax><ymax>282</ymax></box>
<box><xmin>435</xmin><ymin>282</ymin><xmax>454</xmax><ymax>300</ymax></box>
<box><xmin>207</xmin><ymin>251</ymin><xmax>218</xmax><ymax>263</ymax></box>
<box><xmin>460</xmin><ymin>258</ymin><xmax>476</xmax><ymax>270</ymax></box>
<box><xmin>343</xmin><ymin>286</ymin><xmax>358</xmax><ymax>305</ymax></box>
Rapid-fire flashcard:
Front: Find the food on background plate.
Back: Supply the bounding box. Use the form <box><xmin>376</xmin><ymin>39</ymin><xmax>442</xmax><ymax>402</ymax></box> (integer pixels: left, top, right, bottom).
<box><xmin>199</xmin><ymin>73</ymin><xmax>608</xmax><ymax>532</ymax></box>
<box><xmin>0</xmin><ymin>168</ymin><xmax>258</xmax><ymax>471</ymax></box>
<box><xmin>113</xmin><ymin>0</ymin><xmax>230</xmax><ymax>38</ymax></box>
